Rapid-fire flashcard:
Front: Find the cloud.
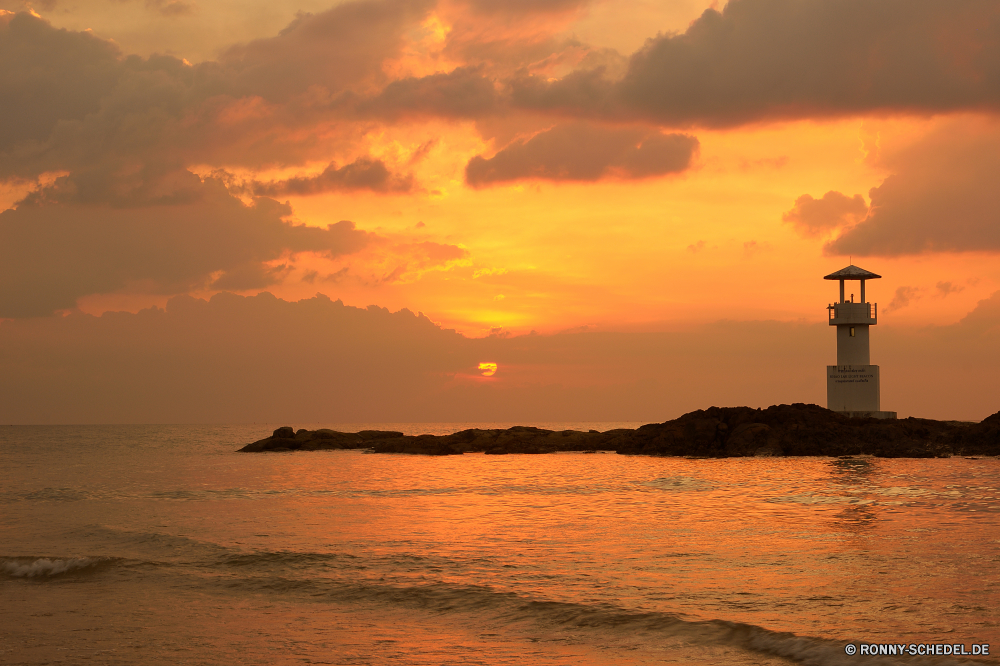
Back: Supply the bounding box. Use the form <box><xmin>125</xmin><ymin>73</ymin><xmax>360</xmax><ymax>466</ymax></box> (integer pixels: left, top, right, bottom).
<box><xmin>145</xmin><ymin>0</ymin><xmax>193</xmax><ymax>17</ymax></box>
<box><xmin>463</xmin><ymin>0</ymin><xmax>589</xmax><ymax>15</ymax></box>
<box><xmin>955</xmin><ymin>290</ymin><xmax>1000</xmax><ymax>335</ymax></box>
<box><xmin>216</xmin><ymin>0</ymin><xmax>433</xmax><ymax>102</ymax></box>
<box><xmin>4</xmin><ymin>289</ymin><xmax>1000</xmax><ymax>423</ymax></box>
<box><xmin>11</xmin><ymin>0</ymin><xmax>1000</xmax><ymax>185</ymax></box>
<box><xmin>348</xmin><ymin>240</ymin><xmax>470</xmax><ymax>287</ymax></box>
<box><xmin>0</xmin><ymin>291</ymin><xmax>477</xmax><ymax>423</ymax></box>
<box><xmin>0</xmin><ymin>16</ymin><xmax>223</xmax><ymax>191</ymax></box>
<box><xmin>884</xmin><ymin>286</ymin><xmax>921</xmax><ymax>313</ymax></box>
<box><xmin>0</xmin><ymin>11</ymin><xmax>123</xmax><ymax>151</ymax></box>
<box><xmin>363</xmin><ymin>67</ymin><xmax>501</xmax><ymax>120</ymax></box>
<box><xmin>936</xmin><ymin>281</ymin><xmax>964</xmax><ymax>298</ymax></box>
<box><xmin>825</xmin><ymin>117</ymin><xmax>1000</xmax><ymax>256</ymax></box>
<box><xmin>0</xmin><ymin>6</ymin><xmax>436</xmax><ymax>188</ymax></box>
<box><xmin>782</xmin><ymin>191</ymin><xmax>868</xmax><ymax>238</ymax></box>
<box><xmin>399</xmin><ymin>241</ymin><xmax>468</xmax><ymax>264</ymax></box>
<box><xmin>437</xmin><ymin>0</ymin><xmax>600</xmax><ymax>78</ymax></box>
<box><xmin>743</xmin><ymin>240</ymin><xmax>770</xmax><ymax>257</ymax></box>
<box><xmin>509</xmin><ymin>66</ymin><xmax>618</xmax><ymax>119</ymax></box>
<box><xmin>465</xmin><ymin>122</ymin><xmax>698</xmax><ymax>186</ymax></box>
<box><xmin>209</xmin><ymin>262</ymin><xmax>290</xmax><ymax>291</ymax></box>
<box><xmin>247</xmin><ymin>158</ymin><xmax>413</xmax><ymax>196</ymax></box>
<box><xmin>622</xmin><ymin>0</ymin><xmax>1000</xmax><ymax>125</ymax></box>
<box><xmin>513</xmin><ymin>0</ymin><xmax>1000</xmax><ymax>126</ymax></box>
<box><xmin>0</xmin><ymin>178</ymin><xmax>374</xmax><ymax>317</ymax></box>
<box><xmin>0</xmin><ymin>8</ymin><xmax>448</xmax><ymax>319</ymax></box>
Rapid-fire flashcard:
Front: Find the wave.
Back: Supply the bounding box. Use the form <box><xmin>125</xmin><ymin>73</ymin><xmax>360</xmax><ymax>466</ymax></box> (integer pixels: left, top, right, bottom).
<box><xmin>368</xmin><ymin>585</ymin><xmax>978</xmax><ymax>665</ymax></box>
<box><xmin>640</xmin><ymin>476</ymin><xmax>716</xmax><ymax>491</ymax></box>
<box><xmin>220</xmin><ymin>550</ymin><xmax>364</xmax><ymax>570</ymax></box>
<box><xmin>0</xmin><ymin>544</ymin><xmax>973</xmax><ymax>665</ymax></box>
<box><xmin>197</xmin><ymin>564</ymin><xmax>974</xmax><ymax>666</ymax></box>
<box><xmin>0</xmin><ymin>556</ymin><xmax>118</xmax><ymax>578</ymax></box>
<box><xmin>0</xmin><ymin>487</ymin><xmax>92</xmax><ymax>503</ymax></box>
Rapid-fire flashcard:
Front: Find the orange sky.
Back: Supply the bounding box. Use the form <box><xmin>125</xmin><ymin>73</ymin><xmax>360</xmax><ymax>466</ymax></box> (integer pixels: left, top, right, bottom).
<box><xmin>3</xmin><ymin>0</ymin><xmax>1000</xmax><ymax>422</ymax></box>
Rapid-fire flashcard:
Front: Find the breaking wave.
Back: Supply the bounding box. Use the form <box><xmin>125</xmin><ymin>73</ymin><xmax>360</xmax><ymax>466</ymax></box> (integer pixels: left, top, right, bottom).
<box><xmin>1</xmin><ymin>556</ymin><xmax>117</xmax><ymax>578</ymax></box>
<box><xmin>200</xmin><ymin>560</ymin><xmax>972</xmax><ymax>666</ymax></box>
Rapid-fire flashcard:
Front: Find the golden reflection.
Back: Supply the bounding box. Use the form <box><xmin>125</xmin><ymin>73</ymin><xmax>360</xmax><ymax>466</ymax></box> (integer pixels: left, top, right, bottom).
<box><xmin>828</xmin><ymin>457</ymin><xmax>879</xmax><ymax>483</ymax></box>
<box><xmin>827</xmin><ymin>457</ymin><xmax>880</xmax><ymax>533</ymax></box>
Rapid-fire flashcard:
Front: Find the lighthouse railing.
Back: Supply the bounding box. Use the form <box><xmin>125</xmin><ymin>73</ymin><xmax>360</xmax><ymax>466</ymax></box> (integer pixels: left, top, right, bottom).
<box><xmin>828</xmin><ymin>302</ymin><xmax>877</xmax><ymax>323</ymax></box>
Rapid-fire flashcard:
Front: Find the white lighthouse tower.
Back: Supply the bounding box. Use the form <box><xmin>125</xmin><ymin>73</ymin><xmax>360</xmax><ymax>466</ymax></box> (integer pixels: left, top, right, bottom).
<box><xmin>824</xmin><ymin>265</ymin><xmax>896</xmax><ymax>419</ymax></box>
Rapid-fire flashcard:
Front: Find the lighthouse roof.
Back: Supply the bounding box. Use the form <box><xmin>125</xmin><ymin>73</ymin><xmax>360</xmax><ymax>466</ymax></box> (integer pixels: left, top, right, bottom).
<box><xmin>823</xmin><ymin>264</ymin><xmax>881</xmax><ymax>280</ymax></box>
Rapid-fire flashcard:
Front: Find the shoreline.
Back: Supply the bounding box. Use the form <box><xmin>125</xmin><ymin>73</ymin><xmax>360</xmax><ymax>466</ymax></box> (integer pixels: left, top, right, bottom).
<box><xmin>239</xmin><ymin>403</ymin><xmax>1000</xmax><ymax>458</ymax></box>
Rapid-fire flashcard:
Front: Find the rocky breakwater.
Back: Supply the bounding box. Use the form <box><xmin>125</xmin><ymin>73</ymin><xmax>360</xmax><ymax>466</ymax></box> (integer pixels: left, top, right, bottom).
<box><xmin>238</xmin><ymin>425</ymin><xmax>629</xmax><ymax>454</ymax></box>
<box><xmin>238</xmin><ymin>404</ymin><xmax>1000</xmax><ymax>457</ymax></box>
<box><xmin>614</xmin><ymin>403</ymin><xmax>1000</xmax><ymax>458</ymax></box>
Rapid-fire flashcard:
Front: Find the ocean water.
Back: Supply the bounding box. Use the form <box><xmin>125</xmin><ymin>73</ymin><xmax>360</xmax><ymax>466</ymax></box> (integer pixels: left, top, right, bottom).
<box><xmin>1</xmin><ymin>424</ymin><xmax>998</xmax><ymax>665</ymax></box>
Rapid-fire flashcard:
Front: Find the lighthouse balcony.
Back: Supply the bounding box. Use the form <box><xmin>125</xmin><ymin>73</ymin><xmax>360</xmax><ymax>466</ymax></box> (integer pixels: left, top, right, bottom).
<box><xmin>828</xmin><ymin>302</ymin><xmax>877</xmax><ymax>325</ymax></box>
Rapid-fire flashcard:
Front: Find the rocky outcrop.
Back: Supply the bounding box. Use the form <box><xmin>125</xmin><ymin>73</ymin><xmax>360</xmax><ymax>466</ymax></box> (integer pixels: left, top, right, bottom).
<box><xmin>238</xmin><ymin>427</ymin><xmax>406</xmax><ymax>452</ymax></box>
<box><xmin>238</xmin><ymin>404</ymin><xmax>1000</xmax><ymax>457</ymax></box>
<box><xmin>237</xmin><ymin>424</ymin><xmax>623</xmax><ymax>454</ymax></box>
<box><xmin>613</xmin><ymin>404</ymin><xmax>993</xmax><ymax>458</ymax></box>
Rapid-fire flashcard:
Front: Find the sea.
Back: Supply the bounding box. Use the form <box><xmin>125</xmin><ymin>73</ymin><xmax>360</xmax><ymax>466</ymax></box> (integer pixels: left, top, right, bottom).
<box><xmin>1</xmin><ymin>423</ymin><xmax>998</xmax><ymax>665</ymax></box>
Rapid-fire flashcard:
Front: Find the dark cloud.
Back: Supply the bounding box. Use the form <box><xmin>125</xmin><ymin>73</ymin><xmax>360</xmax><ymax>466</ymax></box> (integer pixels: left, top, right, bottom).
<box><xmin>364</xmin><ymin>67</ymin><xmax>500</xmax><ymax>120</ymax></box>
<box><xmin>217</xmin><ymin>0</ymin><xmax>432</xmax><ymax>101</ymax></box>
<box><xmin>623</xmin><ymin>0</ymin><xmax>1000</xmax><ymax>125</ymax></box>
<box><xmin>0</xmin><ymin>291</ymin><xmax>475</xmax><ymax>423</ymax></box>
<box><xmin>0</xmin><ymin>178</ymin><xmax>373</xmax><ymax>317</ymax></box>
<box><xmin>509</xmin><ymin>67</ymin><xmax>618</xmax><ymax>119</ymax></box>
<box><xmin>209</xmin><ymin>262</ymin><xmax>290</xmax><ymax>291</ymax></box>
<box><xmin>0</xmin><ymin>8</ymin><xmax>436</xmax><ymax>318</ymax></box>
<box><xmin>825</xmin><ymin>118</ymin><xmax>1000</xmax><ymax>256</ymax></box>
<box><xmin>4</xmin><ymin>289</ymin><xmax>1000</xmax><ymax>423</ymax></box>
<box><xmin>10</xmin><ymin>0</ymin><xmax>1000</xmax><ymax>183</ymax></box>
<box><xmin>0</xmin><ymin>5</ymin><xmax>434</xmax><ymax>187</ymax></box>
<box><xmin>0</xmin><ymin>16</ymin><xmax>221</xmax><ymax>188</ymax></box>
<box><xmin>0</xmin><ymin>11</ymin><xmax>123</xmax><ymax>150</ymax></box>
<box><xmin>465</xmin><ymin>123</ymin><xmax>698</xmax><ymax>187</ymax></box>
<box><xmin>783</xmin><ymin>191</ymin><xmax>868</xmax><ymax>238</ymax></box>
<box><xmin>248</xmin><ymin>158</ymin><xmax>413</xmax><ymax>196</ymax></box>
<box><xmin>513</xmin><ymin>0</ymin><xmax>1000</xmax><ymax>126</ymax></box>
<box><xmin>20</xmin><ymin>165</ymin><xmax>207</xmax><ymax>208</ymax></box>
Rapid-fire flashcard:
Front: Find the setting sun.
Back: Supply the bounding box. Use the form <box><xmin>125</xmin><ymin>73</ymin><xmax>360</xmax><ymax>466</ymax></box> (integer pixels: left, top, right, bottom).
<box><xmin>478</xmin><ymin>362</ymin><xmax>498</xmax><ymax>377</ymax></box>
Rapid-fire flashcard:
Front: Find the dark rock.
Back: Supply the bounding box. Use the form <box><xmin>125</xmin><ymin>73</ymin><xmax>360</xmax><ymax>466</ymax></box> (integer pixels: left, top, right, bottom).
<box><xmin>370</xmin><ymin>435</ymin><xmax>462</xmax><ymax>455</ymax></box>
<box><xmin>238</xmin><ymin>406</ymin><xmax>1000</xmax><ymax>457</ymax></box>
<box><xmin>613</xmin><ymin>404</ymin><xmax>998</xmax><ymax>458</ymax></box>
<box><xmin>357</xmin><ymin>430</ymin><xmax>405</xmax><ymax>440</ymax></box>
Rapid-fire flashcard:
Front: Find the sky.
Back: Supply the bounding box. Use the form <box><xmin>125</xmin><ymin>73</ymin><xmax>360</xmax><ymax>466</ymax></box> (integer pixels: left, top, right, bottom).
<box><xmin>2</xmin><ymin>0</ymin><xmax>1000</xmax><ymax>423</ymax></box>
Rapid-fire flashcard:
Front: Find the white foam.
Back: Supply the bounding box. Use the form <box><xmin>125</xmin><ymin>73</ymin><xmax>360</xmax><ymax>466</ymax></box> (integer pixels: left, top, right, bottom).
<box><xmin>1</xmin><ymin>557</ymin><xmax>105</xmax><ymax>578</ymax></box>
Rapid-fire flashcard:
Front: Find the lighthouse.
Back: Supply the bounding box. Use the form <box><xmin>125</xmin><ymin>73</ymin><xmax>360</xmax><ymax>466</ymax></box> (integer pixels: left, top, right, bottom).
<box><xmin>824</xmin><ymin>265</ymin><xmax>896</xmax><ymax>419</ymax></box>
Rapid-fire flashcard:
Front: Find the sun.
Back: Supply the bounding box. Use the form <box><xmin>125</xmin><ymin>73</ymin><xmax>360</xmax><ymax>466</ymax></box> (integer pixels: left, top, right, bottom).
<box><xmin>478</xmin><ymin>362</ymin><xmax>498</xmax><ymax>377</ymax></box>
